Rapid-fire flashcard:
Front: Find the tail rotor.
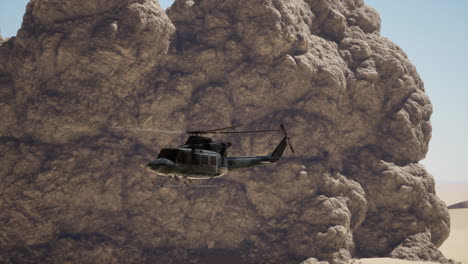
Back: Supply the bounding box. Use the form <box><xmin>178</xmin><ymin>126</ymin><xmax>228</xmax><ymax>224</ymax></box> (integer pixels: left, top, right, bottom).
<box><xmin>280</xmin><ymin>123</ymin><xmax>295</xmax><ymax>153</ymax></box>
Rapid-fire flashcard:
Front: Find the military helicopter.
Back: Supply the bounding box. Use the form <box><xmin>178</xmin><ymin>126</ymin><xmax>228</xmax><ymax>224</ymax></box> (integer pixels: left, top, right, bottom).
<box><xmin>127</xmin><ymin>123</ymin><xmax>294</xmax><ymax>187</ymax></box>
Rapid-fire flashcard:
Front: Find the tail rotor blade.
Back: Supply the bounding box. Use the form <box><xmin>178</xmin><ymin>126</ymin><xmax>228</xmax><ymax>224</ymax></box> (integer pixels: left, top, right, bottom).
<box><xmin>280</xmin><ymin>123</ymin><xmax>288</xmax><ymax>137</ymax></box>
<box><xmin>286</xmin><ymin>138</ymin><xmax>295</xmax><ymax>153</ymax></box>
<box><xmin>280</xmin><ymin>123</ymin><xmax>294</xmax><ymax>153</ymax></box>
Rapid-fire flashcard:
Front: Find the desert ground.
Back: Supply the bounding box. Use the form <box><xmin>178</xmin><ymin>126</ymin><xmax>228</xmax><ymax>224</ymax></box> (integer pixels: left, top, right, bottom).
<box><xmin>348</xmin><ymin>258</ymin><xmax>440</xmax><ymax>264</ymax></box>
<box><xmin>438</xmin><ymin>208</ymin><xmax>468</xmax><ymax>263</ymax></box>
<box><xmin>347</xmin><ymin>183</ymin><xmax>468</xmax><ymax>264</ymax></box>
<box><xmin>437</xmin><ymin>183</ymin><xmax>468</xmax><ymax>263</ymax></box>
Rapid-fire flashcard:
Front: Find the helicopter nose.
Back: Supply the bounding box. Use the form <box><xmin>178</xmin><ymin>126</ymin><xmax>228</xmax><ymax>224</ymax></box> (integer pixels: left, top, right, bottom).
<box><xmin>147</xmin><ymin>158</ymin><xmax>175</xmax><ymax>173</ymax></box>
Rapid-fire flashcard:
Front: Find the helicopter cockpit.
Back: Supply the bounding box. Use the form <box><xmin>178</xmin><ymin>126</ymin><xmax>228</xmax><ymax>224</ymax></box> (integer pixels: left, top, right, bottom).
<box><xmin>156</xmin><ymin>149</ymin><xmax>179</xmax><ymax>162</ymax></box>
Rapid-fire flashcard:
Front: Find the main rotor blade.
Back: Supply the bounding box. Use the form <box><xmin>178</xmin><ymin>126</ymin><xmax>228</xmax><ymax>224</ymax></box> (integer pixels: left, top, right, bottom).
<box><xmin>205</xmin><ymin>125</ymin><xmax>241</xmax><ymax>132</ymax></box>
<box><xmin>113</xmin><ymin>127</ymin><xmax>186</xmax><ymax>134</ymax></box>
<box><xmin>187</xmin><ymin>124</ymin><xmax>242</xmax><ymax>134</ymax></box>
<box><xmin>210</xmin><ymin>129</ymin><xmax>280</xmax><ymax>134</ymax></box>
<box><xmin>115</xmin><ymin>125</ymin><xmax>279</xmax><ymax>135</ymax></box>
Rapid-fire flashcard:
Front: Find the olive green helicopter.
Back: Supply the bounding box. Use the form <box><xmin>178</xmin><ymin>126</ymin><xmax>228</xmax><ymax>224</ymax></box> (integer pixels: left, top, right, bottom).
<box><xmin>127</xmin><ymin>123</ymin><xmax>294</xmax><ymax>188</ymax></box>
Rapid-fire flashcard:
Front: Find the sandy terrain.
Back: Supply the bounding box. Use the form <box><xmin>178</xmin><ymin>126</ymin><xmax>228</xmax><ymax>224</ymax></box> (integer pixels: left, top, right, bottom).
<box><xmin>348</xmin><ymin>258</ymin><xmax>440</xmax><ymax>264</ymax></box>
<box><xmin>439</xmin><ymin>208</ymin><xmax>468</xmax><ymax>263</ymax></box>
<box><xmin>436</xmin><ymin>182</ymin><xmax>468</xmax><ymax>263</ymax></box>
<box><xmin>348</xmin><ymin>199</ymin><xmax>468</xmax><ymax>264</ymax></box>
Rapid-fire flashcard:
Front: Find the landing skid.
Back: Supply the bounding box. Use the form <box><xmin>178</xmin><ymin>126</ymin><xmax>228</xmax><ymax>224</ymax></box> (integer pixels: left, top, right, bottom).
<box><xmin>154</xmin><ymin>174</ymin><xmax>225</xmax><ymax>188</ymax></box>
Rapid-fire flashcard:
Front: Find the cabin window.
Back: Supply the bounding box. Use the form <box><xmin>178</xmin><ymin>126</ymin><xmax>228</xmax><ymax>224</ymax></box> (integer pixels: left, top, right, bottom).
<box><xmin>201</xmin><ymin>155</ymin><xmax>209</xmax><ymax>165</ymax></box>
<box><xmin>209</xmin><ymin>156</ymin><xmax>217</xmax><ymax>166</ymax></box>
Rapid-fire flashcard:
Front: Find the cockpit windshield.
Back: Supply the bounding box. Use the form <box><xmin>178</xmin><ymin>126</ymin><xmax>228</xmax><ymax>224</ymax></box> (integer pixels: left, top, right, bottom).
<box><xmin>157</xmin><ymin>149</ymin><xmax>179</xmax><ymax>162</ymax></box>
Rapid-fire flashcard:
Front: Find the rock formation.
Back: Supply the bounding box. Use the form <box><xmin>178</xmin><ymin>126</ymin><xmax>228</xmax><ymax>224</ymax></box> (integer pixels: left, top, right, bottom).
<box><xmin>0</xmin><ymin>0</ymin><xmax>452</xmax><ymax>263</ymax></box>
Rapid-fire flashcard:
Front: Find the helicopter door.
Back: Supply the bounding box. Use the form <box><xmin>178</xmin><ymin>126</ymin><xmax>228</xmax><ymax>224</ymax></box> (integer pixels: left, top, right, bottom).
<box><xmin>209</xmin><ymin>155</ymin><xmax>218</xmax><ymax>172</ymax></box>
<box><xmin>176</xmin><ymin>150</ymin><xmax>190</xmax><ymax>171</ymax></box>
<box><xmin>182</xmin><ymin>150</ymin><xmax>203</xmax><ymax>173</ymax></box>
<box><xmin>199</xmin><ymin>154</ymin><xmax>217</xmax><ymax>174</ymax></box>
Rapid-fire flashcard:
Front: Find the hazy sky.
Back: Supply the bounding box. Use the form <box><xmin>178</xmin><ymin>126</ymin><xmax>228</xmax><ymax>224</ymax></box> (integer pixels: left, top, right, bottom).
<box><xmin>1</xmin><ymin>0</ymin><xmax>467</xmax><ymax>183</ymax></box>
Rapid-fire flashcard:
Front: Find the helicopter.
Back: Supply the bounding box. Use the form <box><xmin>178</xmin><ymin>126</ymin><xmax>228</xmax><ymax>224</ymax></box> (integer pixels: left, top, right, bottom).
<box><xmin>126</xmin><ymin>123</ymin><xmax>294</xmax><ymax>188</ymax></box>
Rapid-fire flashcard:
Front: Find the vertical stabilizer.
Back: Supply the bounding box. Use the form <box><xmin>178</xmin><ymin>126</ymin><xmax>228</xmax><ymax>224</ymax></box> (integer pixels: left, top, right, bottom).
<box><xmin>271</xmin><ymin>137</ymin><xmax>288</xmax><ymax>159</ymax></box>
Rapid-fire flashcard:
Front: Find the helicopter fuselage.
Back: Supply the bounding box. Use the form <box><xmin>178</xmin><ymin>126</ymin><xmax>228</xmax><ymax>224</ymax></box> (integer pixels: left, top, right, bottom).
<box><xmin>118</xmin><ymin>123</ymin><xmax>293</xmax><ymax>186</ymax></box>
<box><xmin>147</xmin><ymin>136</ymin><xmax>289</xmax><ymax>180</ymax></box>
<box><xmin>147</xmin><ymin>148</ymin><xmax>228</xmax><ymax>180</ymax></box>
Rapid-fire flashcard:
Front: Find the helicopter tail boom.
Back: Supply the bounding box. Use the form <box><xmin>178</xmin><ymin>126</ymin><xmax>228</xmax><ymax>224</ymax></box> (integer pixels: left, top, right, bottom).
<box><xmin>227</xmin><ymin>124</ymin><xmax>294</xmax><ymax>170</ymax></box>
<box><xmin>227</xmin><ymin>155</ymin><xmax>279</xmax><ymax>170</ymax></box>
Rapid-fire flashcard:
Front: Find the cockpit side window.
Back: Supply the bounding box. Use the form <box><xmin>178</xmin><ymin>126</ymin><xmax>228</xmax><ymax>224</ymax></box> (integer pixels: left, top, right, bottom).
<box><xmin>157</xmin><ymin>149</ymin><xmax>179</xmax><ymax>162</ymax></box>
<box><xmin>177</xmin><ymin>151</ymin><xmax>188</xmax><ymax>164</ymax></box>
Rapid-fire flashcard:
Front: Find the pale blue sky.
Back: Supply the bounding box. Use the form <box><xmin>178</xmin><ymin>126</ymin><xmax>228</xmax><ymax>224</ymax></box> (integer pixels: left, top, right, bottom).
<box><xmin>1</xmin><ymin>0</ymin><xmax>467</xmax><ymax>183</ymax></box>
<box><xmin>365</xmin><ymin>0</ymin><xmax>468</xmax><ymax>184</ymax></box>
